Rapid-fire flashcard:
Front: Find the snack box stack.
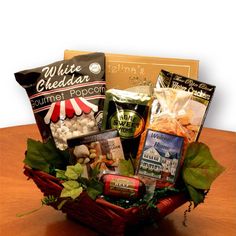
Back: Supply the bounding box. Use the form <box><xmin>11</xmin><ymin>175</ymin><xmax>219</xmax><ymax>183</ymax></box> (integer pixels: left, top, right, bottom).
<box><xmin>15</xmin><ymin>51</ymin><xmax>223</xmax><ymax>236</ymax></box>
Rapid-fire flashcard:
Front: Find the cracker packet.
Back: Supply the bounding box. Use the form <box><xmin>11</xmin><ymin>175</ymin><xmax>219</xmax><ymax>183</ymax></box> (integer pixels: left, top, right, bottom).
<box><xmin>156</xmin><ymin>70</ymin><xmax>216</xmax><ymax>142</ymax></box>
<box><xmin>136</xmin><ymin>129</ymin><xmax>184</xmax><ymax>186</ymax></box>
<box><xmin>136</xmin><ymin>88</ymin><xmax>192</xmax><ymax>188</ymax></box>
<box><xmin>149</xmin><ymin>88</ymin><xmax>193</xmax><ymax>144</ymax></box>
<box><xmin>15</xmin><ymin>53</ymin><xmax>105</xmax><ymax>150</ymax></box>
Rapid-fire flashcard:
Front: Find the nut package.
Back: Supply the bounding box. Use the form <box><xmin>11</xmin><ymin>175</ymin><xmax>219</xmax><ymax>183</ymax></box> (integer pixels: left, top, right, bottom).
<box><xmin>67</xmin><ymin>129</ymin><xmax>125</xmax><ymax>177</ymax></box>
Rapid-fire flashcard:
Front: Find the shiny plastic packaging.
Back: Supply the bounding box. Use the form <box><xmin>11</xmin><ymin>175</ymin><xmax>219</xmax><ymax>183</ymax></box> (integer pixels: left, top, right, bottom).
<box><xmin>102</xmin><ymin>89</ymin><xmax>151</xmax><ymax>160</ymax></box>
<box><xmin>15</xmin><ymin>53</ymin><xmax>105</xmax><ymax>150</ymax></box>
<box><xmin>101</xmin><ymin>174</ymin><xmax>146</xmax><ymax>199</ymax></box>
<box><xmin>136</xmin><ymin>88</ymin><xmax>191</xmax><ymax>188</ymax></box>
<box><xmin>156</xmin><ymin>70</ymin><xmax>216</xmax><ymax>142</ymax></box>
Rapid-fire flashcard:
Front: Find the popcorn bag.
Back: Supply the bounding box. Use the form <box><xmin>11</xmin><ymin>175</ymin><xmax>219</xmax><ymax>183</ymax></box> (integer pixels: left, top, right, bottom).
<box><xmin>15</xmin><ymin>51</ymin><xmax>224</xmax><ymax>236</ymax></box>
<box><xmin>15</xmin><ymin>53</ymin><xmax>105</xmax><ymax>150</ymax></box>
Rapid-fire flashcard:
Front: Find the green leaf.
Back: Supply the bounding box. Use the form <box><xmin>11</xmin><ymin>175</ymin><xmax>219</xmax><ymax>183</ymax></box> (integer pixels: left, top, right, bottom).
<box><xmin>24</xmin><ymin>139</ymin><xmax>50</xmax><ymax>172</ymax></box>
<box><xmin>87</xmin><ymin>179</ymin><xmax>104</xmax><ymax>200</ymax></box>
<box><xmin>118</xmin><ymin>159</ymin><xmax>134</xmax><ymax>176</ymax></box>
<box><xmin>62</xmin><ymin>180</ymin><xmax>80</xmax><ymax>190</ymax></box>
<box><xmin>55</xmin><ymin>169</ymin><xmax>68</xmax><ymax>180</ymax></box>
<box><xmin>153</xmin><ymin>187</ymin><xmax>182</xmax><ymax>200</ymax></box>
<box><xmin>16</xmin><ymin>206</ymin><xmax>44</xmax><ymax>217</ymax></box>
<box><xmin>41</xmin><ymin>195</ymin><xmax>57</xmax><ymax>205</ymax></box>
<box><xmin>90</xmin><ymin>165</ymin><xmax>101</xmax><ymax>179</ymax></box>
<box><xmin>24</xmin><ymin>138</ymin><xmax>69</xmax><ymax>173</ymax></box>
<box><xmin>183</xmin><ymin>142</ymin><xmax>225</xmax><ymax>190</ymax></box>
<box><xmin>65</xmin><ymin>163</ymin><xmax>83</xmax><ymax>180</ymax></box>
<box><xmin>60</xmin><ymin>187</ymin><xmax>83</xmax><ymax>199</ymax></box>
<box><xmin>77</xmin><ymin>177</ymin><xmax>90</xmax><ymax>188</ymax></box>
<box><xmin>186</xmin><ymin>184</ymin><xmax>205</xmax><ymax>207</ymax></box>
<box><xmin>57</xmin><ymin>199</ymin><xmax>68</xmax><ymax>210</ymax></box>
<box><xmin>60</xmin><ymin>180</ymin><xmax>83</xmax><ymax>199</ymax></box>
<box><xmin>87</xmin><ymin>187</ymin><xmax>102</xmax><ymax>200</ymax></box>
<box><xmin>182</xmin><ymin>142</ymin><xmax>225</xmax><ymax>207</ymax></box>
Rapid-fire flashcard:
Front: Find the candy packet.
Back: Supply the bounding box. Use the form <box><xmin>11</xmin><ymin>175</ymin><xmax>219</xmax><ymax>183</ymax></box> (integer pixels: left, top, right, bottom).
<box><xmin>15</xmin><ymin>53</ymin><xmax>105</xmax><ymax>150</ymax></box>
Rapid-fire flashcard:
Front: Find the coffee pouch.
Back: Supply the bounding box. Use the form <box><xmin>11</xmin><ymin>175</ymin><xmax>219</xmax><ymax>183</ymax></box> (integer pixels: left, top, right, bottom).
<box><xmin>102</xmin><ymin>89</ymin><xmax>151</xmax><ymax>160</ymax></box>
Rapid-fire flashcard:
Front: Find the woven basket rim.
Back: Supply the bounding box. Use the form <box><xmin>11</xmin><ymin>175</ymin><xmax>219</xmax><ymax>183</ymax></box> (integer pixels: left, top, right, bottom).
<box><xmin>23</xmin><ymin>165</ymin><xmax>188</xmax><ymax>212</ymax></box>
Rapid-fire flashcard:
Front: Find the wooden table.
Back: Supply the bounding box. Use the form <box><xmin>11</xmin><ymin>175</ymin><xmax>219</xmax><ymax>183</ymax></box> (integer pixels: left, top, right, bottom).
<box><xmin>0</xmin><ymin>124</ymin><xmax>235</xmax><ymax>236</ymax></box>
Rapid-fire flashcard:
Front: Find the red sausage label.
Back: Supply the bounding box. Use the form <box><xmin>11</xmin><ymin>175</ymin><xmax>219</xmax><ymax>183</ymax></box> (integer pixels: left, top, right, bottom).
<box><xmin>103</xmin><ymin>174</ymin><xmax>142</xmax><ymax>198</ymax></box>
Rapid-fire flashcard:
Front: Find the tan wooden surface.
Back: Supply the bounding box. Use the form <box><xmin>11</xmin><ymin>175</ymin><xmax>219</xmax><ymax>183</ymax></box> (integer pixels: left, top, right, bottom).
<box><xmin>0</xmin><ymin>124</ymin><xmax>235</xmax><ymax>236</ymax></box>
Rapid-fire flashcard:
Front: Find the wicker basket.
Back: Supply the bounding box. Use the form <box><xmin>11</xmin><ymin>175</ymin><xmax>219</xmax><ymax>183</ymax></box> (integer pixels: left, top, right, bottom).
<box><xmin>24</xmin><ymin>166</ymin><xmax>188</xmax><ymax>236</ymax></box>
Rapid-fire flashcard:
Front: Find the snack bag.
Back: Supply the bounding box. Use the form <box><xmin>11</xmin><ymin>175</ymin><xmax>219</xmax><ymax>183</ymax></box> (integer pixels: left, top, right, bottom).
<box><xmin>15</xmin><ymin>53</ymin><xmax>105</xmax><ymax>150</ymax></box>
<box><xmin>136</xmin><ymin>88</ymin><xmax>192</xmax><ymax>188</ymax></box>
<box><xmin>156</xmin><ymin>70</ymin><xmax>216</xmax><ymax>142</ymax></box>
<box><xmin>102</xmin><ymin>89</ymin><xmax>151</xmax><ymax>160</ymax></box>
<box><xmin>149</xmin><ymin>88</ymin><xmax>192</xmax><ymax>144</ymax></box>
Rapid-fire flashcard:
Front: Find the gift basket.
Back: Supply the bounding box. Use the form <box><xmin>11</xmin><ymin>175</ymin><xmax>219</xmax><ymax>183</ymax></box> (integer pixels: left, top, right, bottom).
<box><xmin>15</xmin><ymin>52</ymin><xmax>224</xmax><ymax>236</ymax></box>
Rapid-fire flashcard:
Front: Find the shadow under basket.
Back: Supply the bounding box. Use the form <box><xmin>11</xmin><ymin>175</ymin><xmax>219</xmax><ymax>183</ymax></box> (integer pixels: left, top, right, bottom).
<box><xmin>24</xmin><ymin>166</ymin><xmax>188</xmax><ymax>236</ymax></box>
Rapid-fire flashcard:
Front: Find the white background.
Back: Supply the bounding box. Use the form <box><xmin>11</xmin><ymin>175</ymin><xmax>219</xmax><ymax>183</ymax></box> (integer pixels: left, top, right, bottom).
<box><xmin>0</xmin><ymin>0</ymin><xmax>235</xmax><ymax>131</ymax></box>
